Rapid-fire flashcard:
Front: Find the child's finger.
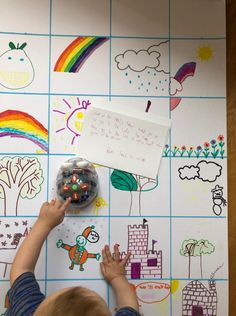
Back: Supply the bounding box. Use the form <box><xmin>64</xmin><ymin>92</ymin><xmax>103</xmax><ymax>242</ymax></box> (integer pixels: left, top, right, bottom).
<box><xmin>122</xmin><ymin>251</ymin><xmax>131</xmax><ymax>266</ymax></box>
<box><xmin>100</xmin><ymin>262</ymin><xmax>106</xmax><ymax>275</ymax></box>
<box><xmin>105</xmin><ymin>245</ymin><xmax>113</xmax><ymax>263</ymax></box>
<box><xmin>114</xmin><ymin>244</ymin><xmax>120</xmax><ymax>262</ymax></box>
<box><xmin>102</xmin><ymin>248</ymin><xmax>108</xmax><ymax>263</ymax></box>
<box><xmin>41</xmin><ymin>201</ymin><xmax>49</xmax><ymax>208</ymax></box>
<box><xmin>60</xmin><ymin>197</ymin><xmax>71</xmax><ymax>211</ymax></box>
<box><xmin>55</xmin><ymin>199</ymin><xmax>63</xmax><ymax>208</ymax></box>
<box><xmin>50</xmin><ymin>199</ymin><xmax>56</xmax><ymax>206</ymax></box>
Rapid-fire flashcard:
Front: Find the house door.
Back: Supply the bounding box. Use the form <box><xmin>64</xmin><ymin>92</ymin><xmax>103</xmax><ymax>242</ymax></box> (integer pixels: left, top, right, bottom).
<box><xmin>192</xmin><ymin>305</ymin><xmax>204</xmax><ymax>316</ymax></box>
<box><xmin>131</xmin><ymin>262</ymin><xmax>141</xmax><ymax>279</ymax></box>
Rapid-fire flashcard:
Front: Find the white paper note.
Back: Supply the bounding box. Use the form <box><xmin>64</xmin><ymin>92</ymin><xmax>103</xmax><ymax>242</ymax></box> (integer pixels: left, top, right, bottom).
<box><xmin>78</xmin><ymin>106</ymin><xmax>171</xmax><ymax>179</ymax></box>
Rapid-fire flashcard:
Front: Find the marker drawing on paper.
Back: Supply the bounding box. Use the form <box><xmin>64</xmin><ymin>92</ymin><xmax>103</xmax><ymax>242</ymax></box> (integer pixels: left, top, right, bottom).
<box><xmin>180</xmin><ymin>239</ymin><xmax>215</xmax><ymax>279</ymax></box>
<box><xmin>54</xmin><ymin>36</ymin><xmax>109</xmax><ymax>73</ymax></box>
<box><xmin>117</xmin><ymin>220</ymin><xmax>162</xmax><ymax>280</ymax></box>
<box><xmin>0</xmin><ymin>42</ymin><xmax>34</xmax><ymax>90</ymax></box>
<box><xmin>0</xmin><ymin>156</ymin><xmax>44</xmax><ymax>216</ymax></box>
<box><xmin>0</xmin><ymin>110</ymin><xmax>48</xmax><ymax>152</ymax></box>
<box><xmin>56</xmin><ymin>225</ymin><xmax>101</xmax><ymax>271</ymax></box>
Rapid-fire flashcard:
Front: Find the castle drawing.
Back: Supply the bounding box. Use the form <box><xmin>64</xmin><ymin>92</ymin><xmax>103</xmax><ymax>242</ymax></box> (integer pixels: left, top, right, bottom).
<box><xmin>182</xmin><ymin>280</ymin><xmax>217</xmax><ymax>316</ymax></box>
<box><xmin>120</xmin><ymin>223</ymin><xmax>162</xmax><ymax>279</ymax></box>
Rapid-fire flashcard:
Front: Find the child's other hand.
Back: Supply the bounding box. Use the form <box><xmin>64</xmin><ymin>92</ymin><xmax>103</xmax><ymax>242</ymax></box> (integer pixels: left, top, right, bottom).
<box><xmin>38</xmin><ymin>198</ymin><xmax>71</xmax><ymax>229</ymax></box>
<box><xmin>100</xmin><ymin>244</ymin><xmax>130</xmax><ymax>283</ymax></box>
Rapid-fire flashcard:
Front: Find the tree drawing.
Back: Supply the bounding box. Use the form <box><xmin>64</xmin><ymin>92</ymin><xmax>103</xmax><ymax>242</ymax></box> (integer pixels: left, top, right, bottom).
<box><xmin>0</xmin><ymin>156</ymin><xmax>44</xmax><ymax>216</ymax></box>
<box><xmin>110</xmin><ymin>169</ymin><xmax>158</xmax><ymax>215</ymax></box>
<box><xmin>180</xmin><ymin>239</ymin><xmax>215</xmax><ymax>278</ymax></box>
<box><xmin>194</xmin><ymin>239</ymin><xmax>215</xmax><ymax>278</ymax></box>
<box><xmin>180</xmin><ymin>239</ymin><xmax>197</xmax><ymax>279</ymax></box>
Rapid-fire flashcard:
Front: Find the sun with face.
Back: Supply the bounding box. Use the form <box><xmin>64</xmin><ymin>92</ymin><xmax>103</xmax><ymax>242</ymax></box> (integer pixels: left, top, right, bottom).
<box><xmin>52</xmin><ymin>97</ymin><xmax>91</xmax><ymax>152</ymax></box>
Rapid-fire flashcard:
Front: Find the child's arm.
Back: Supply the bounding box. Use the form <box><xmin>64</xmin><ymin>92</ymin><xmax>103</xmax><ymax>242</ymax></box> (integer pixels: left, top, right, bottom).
<box><xmin>100</xmin><ymin>244</ymin><xmax>139</xmax><ymax>312</ymax></box>
<box><xmin>10</xmin><ymin>198</ymin><xmax>71</xmax><ymax>285</ymax></box>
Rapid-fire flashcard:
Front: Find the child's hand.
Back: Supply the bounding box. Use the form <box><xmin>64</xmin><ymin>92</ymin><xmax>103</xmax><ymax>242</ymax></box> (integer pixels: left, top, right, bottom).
<box><xmin>38</xmin><ymin>198</ymin><xmax>71</xmax><ymax>229</ymax></box>
<box><xmin>100</xmin><ymin>244</ymin><xmax>130</xmax><ymax>283</ymax></box>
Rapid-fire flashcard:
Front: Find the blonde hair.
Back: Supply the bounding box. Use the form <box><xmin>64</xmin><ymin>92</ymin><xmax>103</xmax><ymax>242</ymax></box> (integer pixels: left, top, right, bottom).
<box><xmin>35</xmin><ymin>286</ymin><xmax>111</xmax><ymax>316</ymax></box>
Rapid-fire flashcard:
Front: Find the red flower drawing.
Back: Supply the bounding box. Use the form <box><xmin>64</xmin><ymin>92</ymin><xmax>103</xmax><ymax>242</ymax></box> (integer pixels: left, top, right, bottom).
<box><xmin>217</xmin><ymin>135</ymin><xmax>224</xmax><ymax>141</ymax></box>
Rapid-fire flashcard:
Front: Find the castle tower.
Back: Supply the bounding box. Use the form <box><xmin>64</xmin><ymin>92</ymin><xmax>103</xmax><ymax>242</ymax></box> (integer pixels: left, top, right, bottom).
<box><xmin>120</xmin><ymin>223</ymin><xmax>162</xmax><ymax>279</ymax></box>
<box><xmin>127</xmin><ymin>224</ymin><xmax>148</xmax><ymax>255</ymax></box>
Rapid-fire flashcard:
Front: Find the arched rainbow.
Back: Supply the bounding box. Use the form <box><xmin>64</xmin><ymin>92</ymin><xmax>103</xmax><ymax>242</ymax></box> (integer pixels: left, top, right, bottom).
<box><xmin>54</xmin><ymin>36</ymin><xmax>109</xmax><ymax>73</ymax></box>
<box><xmin>174</xmin><ymin>62</ymin><xmax>196</xmax><ymax>84</ymax></box>
<box><xmin>171</xmin><ymin>62</ymin><xmax>197</xmax><ymax>111</ymax></box>
<box><xmin>0</xmin><ymin>110</ymin><xmax>48</xmax><ymax>152</ymax></box>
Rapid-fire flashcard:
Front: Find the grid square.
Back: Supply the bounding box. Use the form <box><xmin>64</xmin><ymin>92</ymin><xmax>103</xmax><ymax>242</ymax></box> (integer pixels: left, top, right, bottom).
<box><xmin>170</xmin><ymin>39</ymin><xmax>226</xmax><ymax>98</ymax></box>
<box><xmin>0</xmin><ymin>94</ymin><xmax>49</xmax><ymax>154</ymax></box>
<box><xmin>50</xmin><ymin>96</ymin><xmax>112</xmax><ymax>155</ymax></box>
<box><xmin>0</xmin><ymin>1</ymin><xmax>50</xmax><ymax>34</ymax></box>
<box><xmin>171</xmin><ymin>280</ymin><xmax>228</xmax><ymax>316</ymax></box>
<box><xmin>0</xmin><ymin>34</ymin><xmax>50</xmax><ymax>94</ymax></box>
<box><xmin>171</xmin><ymin>98</ymin><xmax>227</xmax><ymax>153</ymax></box>
<box><xmin>51</xmin><ymin>0</ymin><xmax>110</xmax><ymax>36</ymax></box>
<box><xmin>170</xmin><ymin>0</ymin><xmax>226</xmax><ymax>38</ymax></box>
<box><xmin>171</xmin><ymin>218</ymin><xmax>228</xmax><ymax>280</ymax></box>
<box><xmin>0</xmin><ymin>218</ymin><xmax>46</xmax><ymax>281</ymax></box>
<box><xmin>171</xmin><ymin>158</ymin><xmax>227</xmax><ymax>217</ymax></box>
<box><xmin>0</xmin><ymin>155</ymin><xmax>48</xmax><ymax>216</ymax></box>
<box><xmin>110</xmin><ymin>158</ymin><xmax>170</xmax><ymax>217</ymax></box>
<box><xmin>110</xmin><ymin>217</ymin><xmax>170</xmax><ymax>280</ymax></box>
<box><xmin>112</xmin><ymin>0</ymin><xmax>169</xmax><ymax>37</ymax></box>
<box><xmin>111</xmin><ymin>38</ymin><xmax>170</xmax><ymax>96</ymax></box>
<box><xmin>50</xmin><ymin>36</ymin><xmax>110</xmax><ymax>95</ymax></box>
<box><xmin>47</xmin><ymin>217</ymin><xmax>109</xmax><ymax>279</ymax></box>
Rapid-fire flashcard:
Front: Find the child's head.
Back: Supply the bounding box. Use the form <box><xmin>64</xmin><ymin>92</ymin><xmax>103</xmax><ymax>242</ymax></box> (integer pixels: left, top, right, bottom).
<box><xmin>34</xmin><ymin>286</ymin><xmax>111</xmax><ymax>316</ymax></box>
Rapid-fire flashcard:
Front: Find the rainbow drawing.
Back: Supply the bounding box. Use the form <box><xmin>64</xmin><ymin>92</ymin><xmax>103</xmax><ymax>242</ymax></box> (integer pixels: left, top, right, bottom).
<box><xmin>54</xmin><ymin>36</ymin><xmax>109</xmax><ymax>73</ymax></box>
<box><xmin>174</xmin><ymin>62</ymin><xmax>196</xmax><ymax>84</ymax></box>
<box><xmin>0</xmin><ymin>110</ymin><xmax>48</xmax><ymax>152</ymax></box>
<box><xmin>171</xmin><ymin>62</ymin><xmax>197</xmax><ymax>111</ymax></box>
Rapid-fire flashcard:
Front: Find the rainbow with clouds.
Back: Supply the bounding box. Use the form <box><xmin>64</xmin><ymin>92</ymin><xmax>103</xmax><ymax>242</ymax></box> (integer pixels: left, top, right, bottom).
<box><xmin>0</xmin><ymin>110</ymin><xmax>48</xmax><ymax>152</ymax></box>
<box><xmin>54</xmin><ymin>36</ymin><xmax>109</xmax><ymax>73</ymax></box>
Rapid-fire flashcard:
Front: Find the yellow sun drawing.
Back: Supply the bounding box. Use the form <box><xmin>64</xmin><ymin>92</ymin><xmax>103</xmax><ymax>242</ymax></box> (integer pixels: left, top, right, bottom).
<box><xmin>197</xmin><ymin>45</ymin><xmax>213</xmax><ymax>61</ymax></box>
<box><xmin>52</xmin><ymin>96</ymin><xmax>91</xmax><ymax>152</ymax></box>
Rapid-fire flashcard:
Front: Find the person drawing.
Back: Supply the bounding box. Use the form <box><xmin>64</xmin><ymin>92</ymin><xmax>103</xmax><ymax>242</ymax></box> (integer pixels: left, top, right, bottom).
<box><xmin>5</xmin><ymin>198</ymin><xmax>140</xmax><ymax>316</ymax></box>
<box><xmin>56</xmin><ymin>225</ymin><xmax>101</xmax><ymax>271</ymax></box>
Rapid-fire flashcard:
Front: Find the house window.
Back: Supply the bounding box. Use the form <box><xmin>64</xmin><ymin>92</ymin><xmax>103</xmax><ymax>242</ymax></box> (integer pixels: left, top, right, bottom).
<box><xmin>147</xmin><ymin>258</ymin><xmax>157</xmax><ymax>266</ymax></box>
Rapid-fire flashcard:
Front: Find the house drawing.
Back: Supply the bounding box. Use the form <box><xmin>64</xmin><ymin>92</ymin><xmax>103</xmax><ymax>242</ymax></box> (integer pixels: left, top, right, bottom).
<box><xmin>120</xmin><ymin>223</ymin><xmax>162</xmax><ymax>279</ymax></box>
<box><xmin>182</xmin><ymin>280</ymin><xmax>217</xmax><ymax>316</ymax></box>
